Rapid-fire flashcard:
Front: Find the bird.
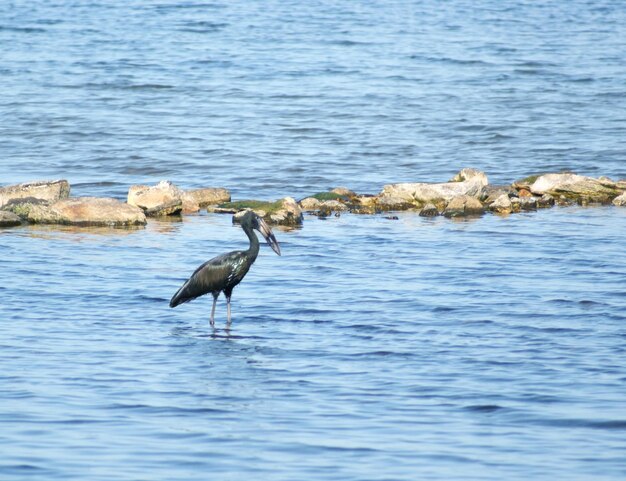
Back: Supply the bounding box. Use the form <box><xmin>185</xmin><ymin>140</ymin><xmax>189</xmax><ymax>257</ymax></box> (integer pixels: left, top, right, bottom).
<box><xmin>169</xmin><ymin>210</ymin><xmax>281</xmax><ymax>326</ymax></box>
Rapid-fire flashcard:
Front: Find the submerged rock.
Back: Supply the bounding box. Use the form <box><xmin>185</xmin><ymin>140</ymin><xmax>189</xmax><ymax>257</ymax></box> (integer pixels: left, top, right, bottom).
<box><xmin>514</xmin><ymin>173</ymin><xmax>622</xmax><ymax>204</ymax></box>
<box><xmin>0</xmin><ymin>180</ymin><xmax>70</xmax><ymax>209</ymax></box>
<box><xmin>127</xmin><ymin>181</ymin><xmax>183</xmax><ymax>216</ymax></box>
<box><xmin>221</xmin><ymin>197</ymin><xmax>303</xmax><ymax>226</ymax></box>
<box><xmin>380</xmin><ymin>169</ymin><xmax>488</xmax><ymax>207</ymax></box>
<box><xmin>443</xmin><ymin>195</ymin><xmax>485</xmax><ymax>218</ymax></box>
<box><xmin>0</xmin><ymin>211</ymin><xmax>22</xmax><ymax>227</ymax></box>
<box><xmin>419</xmin><ymin>203</ymin><xmax>439</xmax><ymax>217</ymax></box>
<box><xmin>27</xmin><ymin>197</ymin><xmax>147</xmax><ymax>227</ymax></box>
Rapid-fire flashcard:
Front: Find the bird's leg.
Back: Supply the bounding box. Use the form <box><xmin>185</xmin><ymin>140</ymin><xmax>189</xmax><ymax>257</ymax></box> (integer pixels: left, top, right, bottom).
<box><xmin>210</xmin><ymin>293</ymin><xmax>218</xmax><ymax>327</ymax></box>
<box><xmin>225</xmin><ymin>290</ymin><xmax>232</xmax><ymax>326</ymax></box>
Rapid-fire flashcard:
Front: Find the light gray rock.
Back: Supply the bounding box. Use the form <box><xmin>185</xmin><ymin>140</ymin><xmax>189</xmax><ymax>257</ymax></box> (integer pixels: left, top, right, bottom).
<box><xmin>299</xmin><ymin>197</ymin><xmax>321</xmax><ymax>211</ymax></box>
<box><xmin>319</xmin><ymin>200</ymin><xmax>349</xmax><ymax>212</ymax></box>
<box><xmin>331</xmin><ymin>187</ymin><xmax>356</xmax><ymax>198</ymax></box>
<box><xmin>488</xmin><ymin>194</ymin><xmax>512</xmax><ymax>214</ymax></box>
<box><xmin>381</xmin><ymin>169</ymin><xmax>488</xmax><ymax>206</ymax></box>
<box><xmin>443</xmin><ymin>195</ymin><xmax>485</xmax><ymax>218</ymax></box>
<box><xmin>612</xmin><ymin>192</ymin><xmax>626</xmax><ymax>206</ymax></box>
<box><xmin>184</xmin><ymin>187</ymin><xmax>231</xmax><ymax>208</ymax></box>
<box><xmin>520</xmin><ymin>173</ymin><xmax>621</xmax><ymax>204</ymax></box>
<box><xmin>27</xmin><ymin>197</ymin><xmax>146</xmax><ymax>227</ymax></box>
<box><xmin>0</xmin><ymin>180</ymin><xmax>70</xmax><ymax>209</ymax></box>
<box><xmin>0</xmin><ymin>211</ymin><xmax>22</xmax><ymax>227</ymax></box>
<box><xmin>449</xmin><ymin>168</ymin><xmax>487</xmax><ymax>183</ymax></box>
<box><xmin>127</xmin><ymin>181</ymin><xmax>183</xmax><ymax>216</ymax></box>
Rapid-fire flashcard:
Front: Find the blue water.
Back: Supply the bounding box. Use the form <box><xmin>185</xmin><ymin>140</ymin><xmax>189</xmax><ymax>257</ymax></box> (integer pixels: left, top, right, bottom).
<box><xmin>1</xmin><ymin>1</ymin><xmax>626</xmax><ymax>480</ymax></box>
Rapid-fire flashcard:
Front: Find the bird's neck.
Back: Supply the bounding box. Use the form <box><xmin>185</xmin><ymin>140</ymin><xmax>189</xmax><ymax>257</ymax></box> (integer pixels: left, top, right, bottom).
<box><xmin>244</xmin><ymin>225</ymin><xmax>260</xmax><ymax>260</ymax></box>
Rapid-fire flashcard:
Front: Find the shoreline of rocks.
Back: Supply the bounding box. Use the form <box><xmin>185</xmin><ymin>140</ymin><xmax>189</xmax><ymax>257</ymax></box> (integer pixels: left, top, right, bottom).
<box><xmin>1</xmin><ymin>169</ymin><xmax>625</xmax><ymax>229</ymax></box>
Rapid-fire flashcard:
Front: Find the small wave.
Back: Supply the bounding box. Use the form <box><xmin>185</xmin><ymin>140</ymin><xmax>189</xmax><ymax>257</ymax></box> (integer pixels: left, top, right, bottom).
<box><xmin>464</xmin><ymin>404</ymin><xmax>504</xmax><ymax>413</ymax></box>
<box><xmin>0</xmin><ymin>26</ymin><xmax>46</xmax><ymax>33</ymax></box>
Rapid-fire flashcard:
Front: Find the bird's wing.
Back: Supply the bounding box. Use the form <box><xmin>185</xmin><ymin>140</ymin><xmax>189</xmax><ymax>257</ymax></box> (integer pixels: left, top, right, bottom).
<box><xmin>170</xmin><ymin>251</ymin><xmax>243</xmax><ymax>307</ymax></box>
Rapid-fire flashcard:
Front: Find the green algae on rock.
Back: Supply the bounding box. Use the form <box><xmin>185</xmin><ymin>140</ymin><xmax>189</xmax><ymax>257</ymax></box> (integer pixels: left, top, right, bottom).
<box><xmin>219</xmin><ymin>198</ymin><xmax>303</xmax><ymax>226</ymax></box>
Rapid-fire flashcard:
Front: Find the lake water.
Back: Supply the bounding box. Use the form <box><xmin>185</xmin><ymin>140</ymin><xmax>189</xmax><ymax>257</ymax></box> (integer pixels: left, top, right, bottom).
<box><xmin>1</xmin><ymin>1</ymin><xmax>625</xmax><ymax>480</ymax></box>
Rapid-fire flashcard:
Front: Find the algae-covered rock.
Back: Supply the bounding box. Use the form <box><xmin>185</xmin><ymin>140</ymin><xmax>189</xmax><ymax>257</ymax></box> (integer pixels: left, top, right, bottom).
<box><xmin>443</xmin><ymin>195</ymin><xmax>485</xmax><ymax>218</ymax></box>
<box><xmin>0</xmin><ymin>211</ymin><xmax>22</xmax><ymax>227</ymax></box>
<box><xmin>28</xmin><ymin>197</ymin><xmax>147</xmax><ymax>227</ymax></box>
<box><xmin>1</xmin><ymin>197</ymin><xmax>50</xmax><ymax>219</ymax></box>
<box><xmin>127</xmin><ymin>180</ymin><xmax>183</xmax><ymax>216</ymax></box>
<box><xmin>0</xmin><ymin>180</ymin><xmax>70</xmax><ymax>209</ymax></box>
<box><xmin>223</xmin><ymin>198</ymin><xmax>303</xmax><ymax>226</ymax></box>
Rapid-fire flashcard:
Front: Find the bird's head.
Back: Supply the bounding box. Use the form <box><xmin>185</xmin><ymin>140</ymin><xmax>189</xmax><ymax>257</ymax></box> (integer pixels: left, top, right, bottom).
<box><xmin>242</xmin><ymin>210</ymin><xmax>281</xmax><ymax>256</ymax></box>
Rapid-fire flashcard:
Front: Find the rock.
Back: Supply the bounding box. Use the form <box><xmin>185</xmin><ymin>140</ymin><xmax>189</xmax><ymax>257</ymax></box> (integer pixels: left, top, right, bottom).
<box><xmin>519</xmin><ymin>196</ymin><xmax>538</xmax><ymax>210</ymax></box>
<box><xmin>0</xmin><ymin>180</ymin><xmax>70</xmax><ymax>209</ymax></box>
<box><xmin>354</xmin><ymin>195</ymin><xmax>377</xmax><ymax>208</ymax></box>
<box><xmin>319</xmin><ymin>200</ymin><xmax>349</xmax><ymax>212</ymax></box>
<box><xmin>488</xmin><ymin>194</ymin><xmax>512</xmax><ymax>214</ymax></box>
<box><xmin>381</xmin><ymin>169</ymin><xmax>488</xmax><ymax>207</ymax></box>
<box><xmin>516</xmin><ymin>173</ymin><xmax>622</xmax><ymax>204</ymax></box>
<box><xmin>613</xmin><ymin>192</ymin><xmax>626</xmax><ymax>206</ymax></box>
<box><xmin>419</xmin><ymin>203</ymin><xmax>439</xmax><ymax>217</ymax></box>
<box><xmin>331</xmin><ymin>187</ymin><xmax>356</xmax><ymax>198</ymax></box>
<box><xmin>184</xmin><ymin>187</ymin><xmax>230</xmax><ymax>208</ymax></box>
<box><xmin>1</xmin><ymin>197</ymin><xmax>50</xmax><ymax>219</ymax></box>
<box><xmin>223</xmin><ymin>198</ymin><xmax>303</xmax><ymax>226</ymax></box>
<box><xmin>443</xmin><ymin>195</ymin><xmax>485</xmax><ymax>218</ymax></box>
<box><xmin>0</xmin><ymin>211</ymin><xmax>22</xmax><ymax>227</ymax></box>
<box><xmin>509</xmin><ymin>197</ymin><xmax>522</xmax><ymax>213</ymax></box>
<box><xmin>127</xmin><ymin>181</ymin><xmax>183</xmax><ymax>216</ymax></box>
<box><xmin>537</xmin><ymin>194</ymin><xmax>555</xmax><ymax>208</ymax></box>
<box><xmin>299</xmin><ymin>197</ymin><xmax>321</xmax><ymax>211</ymax></box>
<box><xmin>449</xmin><ymin>168</ymin><xmax>486</xmax><ymax>183</ymax></box>
<box><xmin>518</xmin><ymin>189</ymin><xmax>533</xmax><ymax>198</ymax></box>
<box><xmin>375</xmin><ymin>195</ymin><xmax>415</xmax><ymax>211</ymax></box>
<box><xmin>482</xmin><ymin>185</ymin><xmax>515</xmax><ymax>203</ymax></box>
<box><xmin>27</xmin><ymin>197</ymin><xmax>147</xmax><ymax>227</ymax></box>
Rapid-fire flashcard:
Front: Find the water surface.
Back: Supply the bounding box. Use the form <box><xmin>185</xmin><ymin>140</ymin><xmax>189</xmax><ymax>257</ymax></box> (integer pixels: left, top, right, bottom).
<box><xmin>1</xmin><ymin>1</ymin><xmax>626</xmax><ymax>480</ymax></box>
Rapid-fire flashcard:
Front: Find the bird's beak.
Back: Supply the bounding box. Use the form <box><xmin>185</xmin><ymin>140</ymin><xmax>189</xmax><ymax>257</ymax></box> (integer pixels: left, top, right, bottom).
<box><xmin>257</xmin><ymin>218</ymin><xmax>281</xmax><ymax>256</ymax></box>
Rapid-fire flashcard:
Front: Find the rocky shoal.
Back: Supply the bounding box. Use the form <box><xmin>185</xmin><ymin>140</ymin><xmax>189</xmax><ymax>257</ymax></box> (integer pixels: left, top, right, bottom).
<box><xmin>1</xmin><ymin>169</ymin><xmax>625</xmax><ymax>228</ymax></box>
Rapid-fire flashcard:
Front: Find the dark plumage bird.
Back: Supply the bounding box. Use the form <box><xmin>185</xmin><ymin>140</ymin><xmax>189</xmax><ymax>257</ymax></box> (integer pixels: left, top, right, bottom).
<box><xmin>169</xmin><ymin>210</ymin><xmax>281</xmax><ymax>326</ymax></box>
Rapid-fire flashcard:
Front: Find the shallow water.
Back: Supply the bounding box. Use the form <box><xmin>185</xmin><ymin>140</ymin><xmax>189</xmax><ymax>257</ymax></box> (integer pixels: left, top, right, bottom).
<box><xmin>1</xmin><ymin>1</ymin><xmax>626</xmax><ymax>480</ymax></box>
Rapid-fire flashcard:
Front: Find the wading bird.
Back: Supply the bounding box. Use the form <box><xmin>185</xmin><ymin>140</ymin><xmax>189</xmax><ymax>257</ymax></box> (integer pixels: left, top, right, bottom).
<box><xmin>169</xmin><ymin>210</ymin><xmax>281</xmax><ymax>326</ymax></box>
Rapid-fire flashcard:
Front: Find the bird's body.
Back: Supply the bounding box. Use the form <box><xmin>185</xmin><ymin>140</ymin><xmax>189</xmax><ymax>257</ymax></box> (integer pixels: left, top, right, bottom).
<box><xmin>169</xmin><ymin>211</ymin><xmax>281</xmax><ymax>326</ymax></box>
